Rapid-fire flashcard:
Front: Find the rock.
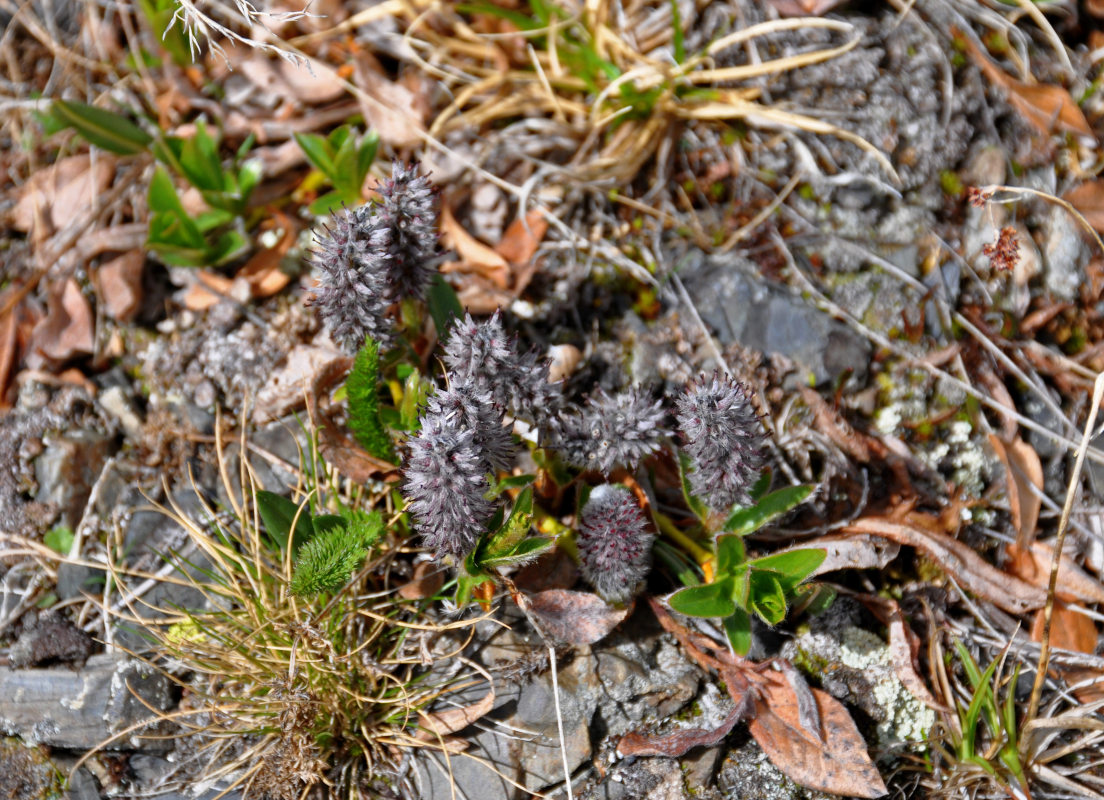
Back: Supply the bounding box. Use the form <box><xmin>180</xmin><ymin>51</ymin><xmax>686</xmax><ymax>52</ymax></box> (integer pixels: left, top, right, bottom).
<box><xmin>0</xmin><ymin>738</ymin><xmax>61</xmax><ymax>800</ymax></box>
<box><xmin>9</xmin><ymin>610</ymin><xmax>94</xmax><ymax>668</ymax></box>
<box><xmin>34</xmin><ymin>430</ymin><xmax>115</xmax><ymax>530</ymax></box>
<box><xmin>584</xmin><ymin>757</ymin><xmax>688</xmax><ymax>800</ymax></box>
<box><xmin>677</xmin><ymin>250</ymin><xmax>871</xmax><ymax>389</ymax></box>
<box><xmin>98</xmin><ymin>387</ymin><xmax>143</xmax><ymax>440</ymax></box>
<box><xmin>593</xmin><ymin>633</ymin><xmax>700</xmax><ymax>735</ymax></box>
<box><xmin>0</xmin><ymin>654</ymin><xmax>176</xmax><ymax>750</ymax></box>
<box><xmin>64</xmin><ymin>766</ymin><xmax>101</xmax><ymax>800</ymax></box>
<box><xmin>1040</xmin><ymin>203</ymin><xmax>1091</xmax><ymax>302</ymax></box>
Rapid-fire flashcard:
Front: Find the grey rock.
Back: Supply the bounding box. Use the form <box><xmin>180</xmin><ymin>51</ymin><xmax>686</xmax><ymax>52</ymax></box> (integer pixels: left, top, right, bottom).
<box><xmin>681</xmin><ymin>745</ymin><xmax>723</xmax><ymax>792</ymax></box>
<box><xmin>1041</xmin><ymin>204</ymin><xmax>1091</xmax><ymax>302</ymax></box>
<box><xmin>9</xmin><ymin>610</ymin><xmax>94</xmax><ymax>668</ymax></box>
<box><xmin>717</xmin><ymin>738</ymin><xmax>837</xmax><ymax>800</ymax></box>
<box><xmin>678</xmin><ymin>250</ymin><xmax>871</xmax><ymax>389</ymax></box>
<box><xmin>593</xmin><ymin>636</ymin><xmax>699</xmax><ymax>736</ymax></box>
<box><xmin>34</xmin><ymin>430</ymin><xmax>115</xmax><ymax>530</ymax></box>
<box><xmin>65</xmin><ymin>766</ymin><xmax>101</xmax><ymax>800</ymax></box>
<box><xmin>584</xmin><ymin>757</ymin><xmax>687</xmax><ymax>800</ymax></box>
<box><xmin>0</xmin><ymin>654</ymin><xmax>175</xmax><ymax>750</ymax></box>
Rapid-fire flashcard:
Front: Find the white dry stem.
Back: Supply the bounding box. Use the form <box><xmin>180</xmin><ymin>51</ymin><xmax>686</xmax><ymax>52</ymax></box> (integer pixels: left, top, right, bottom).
<box><xmin>166</xmin><ymin>0</ymin><xmax>314</xmax><ymax>67</ymax></box>
<box><xmin>550</xmin><ymin>644</ymin><xmax>575</xmax><ymax>800</ymax></box>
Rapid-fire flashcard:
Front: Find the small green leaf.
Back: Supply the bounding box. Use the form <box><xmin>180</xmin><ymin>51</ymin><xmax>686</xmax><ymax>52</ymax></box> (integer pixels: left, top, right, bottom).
<box><xmin>289</xmin><ymin>525</ymin><xmax>369</xmax><ymax>596</ymax></box>
<box><xmin>309</xmin><ymin>190</ymin><xmax>355</xmax><ymax>217</ymax></box>
<box><xmin>723</xmin><ymin>608</ymin><xmax>752</xmax><ymax>655</ymax></box>
<box><xmin>750</xmin><ymin>547</ymin><xmax>826</xmax><ymax>592</ymax></box>
<box><xmin>455</xmin><ymin>567</ymin><xmax>492</xmax><ymax>607</ymax></box>
<box><xmin>346</xmin><ymin>338</ymin><xmax>397</xmax><ymax>463</ymax></box>
<box><xmin>749</xmin><ymin>469</ymin><xmax>771</xmax><ymax>504</ymax></box>
<box><xmin>669</xmin><ymin>581</ymin><xmax>736</xmax><ymax>618</ymax></box>
<box><xmin>716</xmin><ymin>534</ymin><xmax>745</xmax><ymax>575</ymax></box>
<box><xmin>748</xmin><ymin>572</ymin><xmax>787</xmax><ymax>626</ymax></box>
<box><xmin>427</xmin><ymin>274</ymin><xmax>463</xmax><ymax>342</ymax></box>
<box><xmin>44</xmin><ymin>526</ymin><xmax>74</xmax><ymax>555</ymax></box>
<box><xmin>295</xmin><ymin>131</ymin><xmax>337</xmax><ymax>179</ymax></box>
<box><xmin>678</xmin><ymin>451</ymin><xmax>711</xmax><ymax>523</ymax></box>
<box><xmin>490</xmin><ymin>473</ymin><xmax>535</xmax><ymax>497</ymax></box>
<box><xmin>482</xmin><ymin>535</ymin><xmax>553</xmax><ymax>568</ymax></box>
<box><xmin>52</xmin><ymin>99</ymin><xmax>151</xmax><ymax>155</ymax></box>
<box><xmin>400</xmin><ymin>369</ymin><xmax>432</xmax><ymax>431</ymax></box>
<box><xmin>255</xmin><ymin>490</ymin><xmax>313</xmax><ymax>553</ymax></box>
<box><xmin>356</xmin><ymin>130</ymin><xmax>379</xmax><ymax>182</ymax></box>
<box><xmin>312</xmin><ymin>514</ymin><xmax>347</xmax><ymax>538</ymax></box>
<box><xmin>481</xmin><ymin>487</ymin><xmax>533</xmax><ymax>561</ymax></box>
<box><xmin>722</xmin><ymin>484</ymin><xmax>812</xmax><ymax>537</ymax></box>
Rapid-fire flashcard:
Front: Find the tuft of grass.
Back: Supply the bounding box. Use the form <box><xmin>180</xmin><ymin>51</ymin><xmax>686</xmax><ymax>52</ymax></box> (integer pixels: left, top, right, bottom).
<box><xmin>88</xmin><ymin>422</ymin><xmax>486</xmax><ymax>797</ymax></box>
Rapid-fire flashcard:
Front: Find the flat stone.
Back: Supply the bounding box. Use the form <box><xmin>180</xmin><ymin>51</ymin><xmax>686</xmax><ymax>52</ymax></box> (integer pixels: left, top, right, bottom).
<box><xmin>0</xmin><ymin>654</ymin><xmax>175</xmax><ymax>751</ymax></box>
<box><xmin>0</xmin><ymin>737</ymin><xmax>61</xmax><ymax>800</ymax></box>
<box><xmin>34</xmin><ymin>430</ymin><xmax>115</xmax><ymax>530</ymax></box>
<box><xmin>677</xmin><ymin>250</ymin><xmax>871</xmax><ymax>389</ymax></box>
<box><xmin>8</xmin><ymin>610</ymin><xmax>94</xmax><ymax>668</ymax></box>
<box><xmin>584</xmin><ymin>757</ymin><xmax>688</xmax><ymax>800</ymax></box>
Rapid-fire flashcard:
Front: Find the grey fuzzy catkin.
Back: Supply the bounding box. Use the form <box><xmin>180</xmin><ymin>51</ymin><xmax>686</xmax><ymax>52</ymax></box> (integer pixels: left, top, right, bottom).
<box><xmin>424</xmin><ymin>381</ymin><xmax>515</xmax><ymax>473</ymax></box>
<box><xmin>309</xmin><ymin>206</ymin><xmax>393</xmax><ymax>353</ymax></box>
<box><xmin>675</xmin><ymin>373</ymin><xmax>767</xmax><ymax>512</ymax></box>
<box><xmin>375</xmin><ymin>161</ymin><xmax>439</xmax><ymax>302</ymax></box>
<box><xmin>576</xmin><ymin>484</ymin><xmax>654</xmax><ymax>603</ymax></box>
<box><xmin>403</xmin><ymin>411</ymin><xmax>493</xmax><ymax>559</ymax></box>
<box><xmin>554</xmin><ymin>387</ymin><xmax>665</xmax><ymax>476</ymax></box>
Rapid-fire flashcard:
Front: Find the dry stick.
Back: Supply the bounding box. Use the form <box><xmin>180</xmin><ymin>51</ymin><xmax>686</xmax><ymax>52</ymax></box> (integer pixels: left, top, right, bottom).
<box><xmin>1027</xmin><ymin>370</ymin><xmax>1104</xmax><ymax>724</ymax></box>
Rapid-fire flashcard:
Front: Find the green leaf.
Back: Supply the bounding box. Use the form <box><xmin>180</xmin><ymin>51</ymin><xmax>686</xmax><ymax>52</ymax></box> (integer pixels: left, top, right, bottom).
<box><xmin>309</xmin><ymin>190</ymin><xmax>355</xmax><ymax>217</ymax></box>
<box><xmin>678</xmin><ymin>451</ymin><xmax>711</xmax><ymax>523</ymax></box>
<box><xmin>331</xmin><ymin>132</ymin><xmax>363</xmax><ymax>197</ymax></box>
<box><xmin>750</xmin><ymin>548</ymin><xmax>825</xmax><ymax>592</ymax></box>
<box><xmin>723</xmin><ymin>608</ymin><xmax>752</xmax><ymax>655</ymax></box>
<box><xmin>344</xmin><ymin>509</ymin><xmax>384</xmax><ymax>548</ymax></box>
<box><xmin>749</xmin><ymin>469</ymin><xmax>771</xmax><ymax>504</ymax></box>
<box><xmin>722</xmin><ymin>484</ymin><xmax>812</xmax><ymax>537</ymax></box>
<box><xmin>312</xmin><ymin>514</ymin><xmax>347</xmax><ymax>538</ymax></box>
<box><xmin>295</xmin><ymin>131</ymin><xmax>337</xmax><ymax>179</ymax></box>
<box><xmin>454</xmin><ymin>564</ymin><xmax>493</xmax><ymax>607</ymax></box>
<box><xmin>44</xmin><ymin>525</ymin><xmax>74</xmax><ymax>555</ymax></box>
<box><xmin>490</xmin><ymin>473</ymin><xmax>535</xmax><ymax>498</ymax></box>
<box><xmin>400</xmin><ymin>369</ymin><xmax>432</xmax><ymax>431</ymax></box>
<box><xmin>179</xmin><ymin>120</ymin><xmax>223</xmax><ymax>191</ymax></box>
<box><xmin>52</xmin><ymin>99</ymin><xmax>151</xmax><ymax>155</ymax></box>
<box><xmin>669</xmin><ymin>581</ymin><xmax>736</xmax><ymax>618</ymax></box>
<box><xmin>427</xmin><ymin>274</ymin><xmax>463</xmax><ymax>342</ymax></box>
<box><xmin>716</xmin><ymin>534</ymin><xmax>745</xmax><ymax>575</ymax></box>
<box><xmin>748</xmin><ymin>572</ymin><xmax>787</xmax><ymax>626</ymax></box>
<box><xmin>482</xmin><ymin>535</ymin><xmax>553</xmax><ymax>568</ymax></box>
<box><xmin>255</xmin><ymin>490</ymin><xmax>313</xmax><ymax>553</ymax></box>
<box><xmin>669</xmin><ymin>0</ymin><xmax>685</xmax><ymax>64</ymax></box>
<box><xmin>481</xmin><ymin>487</ymin><xmax>534</xmax><ymax>562</ymax></box>
<box><xmin>346</xmin><ymin>339</ymin><xmax>397</xmax><ymax>463</ymax></box>
<box><xmin>356</xmin><ymin>130</ymin><xmax>379</xmax><ymax>183</ymax></box>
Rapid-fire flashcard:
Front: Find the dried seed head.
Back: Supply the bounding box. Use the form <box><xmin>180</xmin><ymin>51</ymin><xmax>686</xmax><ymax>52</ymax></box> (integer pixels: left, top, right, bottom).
<box><xmin>576</xmin><ymin>484</ymin><xmax>654</xmax><ymax>603</ymax></box>
<box><xmin>376</xmin><ymin>161</ymin><xmax>439</xmax><ymax>301</ymax></box>
<box><xmin>308</xmin><ymin>206</ymin><xmax>394</xmax><ymax>352</ymax></box>
<box><xmin>554</xmin><ymin>387</ymin><xmax>665</xmax><ymax>476</ymax></box>
<box><xmin>676</xmin><ymin>373</ymin><xmax>767</xmax><ymax>512</ymax></box>
<box><xmin>403</xmin><ymin>412</ymin><xmax>493</xmax><ymax>559</ymax></box>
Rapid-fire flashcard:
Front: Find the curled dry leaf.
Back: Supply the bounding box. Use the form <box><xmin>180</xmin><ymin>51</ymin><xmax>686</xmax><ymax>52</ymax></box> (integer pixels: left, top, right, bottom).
<box><xmin>521</xmin><ymin>589</ymin><xmax>630</xmax><ymax>645</ymax></box>
<box><xmin>31</xmin><ymin>279</ymin><xmax>95</xmax><ymax>362</ymax></box>
<box><xmin>1006</xmin><ymin>540</ymin><xmax>1104</xmax><ymax>606</ymax></box>
<box><xmin>1031</xmin><ymin>601</ymin><xmax>1104</xmax><ymax>704</ymax></box>
<box><xmin>415</xmin><ymin>683</ymin><xmax>495</xmax><ymax>741</ymax></box>
<box><xmin>1064</xmin><ymin>180</ymin><xmax>1104</xmax><ymax>235</ymax></box>
<box><xmin>774</xmin><ymin>534</ymin><xmax>900</xmax><ymax>577</ymax></box>
<box><xmin>237</xmin><ymin>216</ymin><xmax>296</xmax><ymax>298</ymax></box>
<box><xmin>254</xmin><ymin>344</ymin><xmax>345</xmax><ymax>424</ymax></box>
<box><xmin>11</xmin><ymin>154</ymin><xmax>115</xmax><ymax>235</ymax></box>
<box><xmin>440</xmin><ymin>204</ymin><xmax>511</xmax><ymax>289</ymax></box>
<box><xmin>92</xmin><ymin>250</ymin><xmax>145</xmax><ymax>322</ymax></box>
<box><xmin>748</xmin><ymin>668</ymin><xmax>888</xmax><ymax>798</ymax></box>
<box><xmin>843</xmin><ymin>516</ymin><xmax>1047</xmax><ymax>614</ymax></box>
<box><xmin>617</xmin><ymin>697</ymin><xmax>752</xmax><ymax>757</ymax></box>
<box><xmin>988</xmin><ymin>434</ymin><xmax>1043</xmax><ymax>546</ymax></box>
<box><xmin>397</xmin><ymin>561</ymin><xmax>446</xmax><ymax>600</ymax></box>
<box><xmin>495</xmin><ymin>209</ymin><xmax>548</xmax><ymax>266</ymax></box>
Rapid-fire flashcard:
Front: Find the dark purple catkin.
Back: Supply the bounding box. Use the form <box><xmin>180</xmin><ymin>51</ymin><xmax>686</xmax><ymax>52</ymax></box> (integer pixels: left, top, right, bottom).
<box><xmin>424</xmin><ymin>381</ymin><xmax>515</xmax><ymax>473</ymax></box>
<box><xmin>376</xmin><ymin>161</ymin><xmax>438</xmax><ymax>302</ymax></box>
<box><xmin>675</xmin><ymin>373</ymin><xmax>767</xmax><ymax>512</ymax></box>
<box><xmin>576</xmin><ymin>484</ymin><xmax>654</xmax><ymax>603</ymax></box>
<box><xmin>403</xmin><ymin>412</ymin><xmax>493</xmax><ymax>559</ymax></box>
<box><xmin>309</xmin><ymin>206</ymin><xmax>394</xmax><ymax>353</ymax></box>
<box><xmin>554</xmin><ymin>387</ymin><xmax>665</xmax><ymax>476</ymax></box>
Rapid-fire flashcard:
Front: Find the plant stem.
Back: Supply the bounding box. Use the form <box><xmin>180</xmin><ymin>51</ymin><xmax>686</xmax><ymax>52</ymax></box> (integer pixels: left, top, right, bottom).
<box><xmin>653</xmin><ymin>510</ymin><xmax>714</xmax><ymax>581</ymax></box>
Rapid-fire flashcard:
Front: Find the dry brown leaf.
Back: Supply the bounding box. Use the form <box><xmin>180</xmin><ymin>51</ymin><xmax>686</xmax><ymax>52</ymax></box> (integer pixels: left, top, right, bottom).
<box><xmin>440</xmin><ymin>205</ymin><xmax>511</xmax><ymax>289</ymax></box>
<box><xmin>397</xmin><ymin>561</ymin><xmax>446</xmax><ymax>600</ymax></box>
<box><xmin>1006</xmin><ymin>540</ymin><xmax>1104</xmax><ymax>605</ymax></box>
<box><xmin>963</xmin><ymin>37</ymin><xmax>1093</xmax><ymax>137</ymax></box>
<box><xmin>989</xmin><ymin>434</ymin><xmax>1043</xmax><ymax>546</ymax></box>
<box><xmin>1031</xmin><ymin>601</ymin><xmax>1104</xmax><ymax>703</ymax></box>
<box><xmin>843</xmin><ymin>516</ymin><xmax>1047</xmax><ymax>614</ymax></box>
<box><xmin>31</xmin><ymin>279</ymin><xmax>95</xmax><ymax>362</ymax></box>
<box><xmin>1064</xmin><ymin>180</ymin><xmax>1104</xmax><ymax>234</ymax></box>
<box><xmin>354</xmin><ymin>53</ymin><xmax>428</xmax><ymax>149</ymax></box>
<box><xmin>237</xmin><ymin>217</ymin><xmax>295</xmax><ymax>298</ymax></box>
<box><xmin>0</xmin><ymin>288</ymin><xmax>24</xmax><ymax>408</ymax></box>
<box><xmin>415</xmin><ymin>684</ymin><xmax>495</xmax><ymax>740</ymax></box>
<box><xmin>92</xmin><ymin>251</ymin><xmax>145</xmax><ymax>322</ymax></box>
<box><xmin>513</xmin><ymin>547</ymin><xmax>578</xmax><ymax>593</ymax></box>
<box><xmin>11</xmin><ymin>154</ymin><xmax>114</xmax><ymax>234</ymax></box>
<box><xmin>522</xmin><ymin>589</ymin><xmax>630</xmax><ymax>645</ymax></box>
<box><xmin>254</xmin><ymin>344</ymin><xmax>345</xmax><ymax>424</ymax></box>
<box><xmin>749</xmin><ymin>668</ymin><xmax>888</xmax><ymax>798</ymax></box>
<box><xmin>617</xmin><ymin>699</ymin><xmax>751</xmax><ymax>757</ymax></box>
<box><xmin>495</xmin><ymin>209</ymin><xmax>548</xmax><ymax>265</ymax></box>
